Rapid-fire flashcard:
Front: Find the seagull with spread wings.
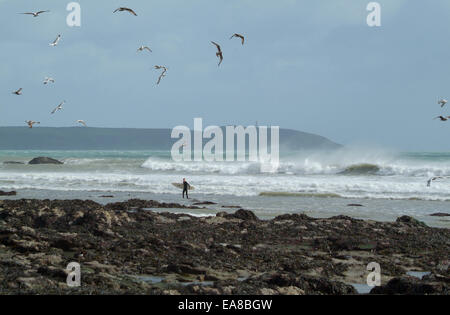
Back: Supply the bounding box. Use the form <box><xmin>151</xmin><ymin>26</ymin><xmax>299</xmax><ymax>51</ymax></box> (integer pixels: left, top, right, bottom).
<box><xmin>434</xmin><ymin>116</ymin><xmax>450</xmax><ymax>121</ymax></box>
<box><xmin>230</xmin><ymin>33</ymin><xmax>245</xmax><ymax>45</ymax></box>
<box><xmin>12</xmin><ymin>88</ymin><xmax>23</xmax><ymax>95</ymax></box>
<box><xmin>427</xmin><ymin>176</ymin><xmax>450</xmax><ymax>187</ymax></box>
<box><xmin>137</xmin><ymin>46</ymin><xmax>152</xmax><ymax>53</ymax></box>
<box><xmin>154</xmin><ymin>65</ymin><xmax>168</xmax><ymax>85</ymax></box>
<box><xmin>51</xmin><ymin>101</ymin><xmax>65</xmax><ymax>114</ymax></box>
<box><xmin>76</xmin><ymin>120</ymin><xmax>87</xmax><ymax>127</ymax></box>
<box><xmin>25</xmin><ymin>120</ymin><xmax>40</xmax><ymax>128</ymax></box>
<box><xmin>211</xmin><ymin>41</ymin><xmax>223</xmax><ymax>66</ymax></box>
<box><xmin>49</xmin><ymin>35</ymin><xmax>61</xmax><ymax>47</ymax></box>
<box><xmin>20</xmin><ymin>10</ymin><xmax>49</xmax><ymax>17</ymax></box>
<box><xmin>438</xmin><ymin>98</ymin><xmax>448</xmax><ymax>108</ymax></box>
<box><xmin>113</xmin><ymin>7</ymin><xmax>137</xmax><ymax>16</ymax></box>
<box><xmin>43</xmin><ymin>77</ymin><xmax>55</xmax><ymax>85</ymax></box>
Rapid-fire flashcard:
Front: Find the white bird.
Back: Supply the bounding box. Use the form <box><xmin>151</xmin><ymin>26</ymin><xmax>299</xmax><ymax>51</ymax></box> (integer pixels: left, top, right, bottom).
<box><xmin>49</xmin><ymin>35</ymin><xmax>61</xmax><ymax>47</ymax></box>
<box><xmin>434</xmin><ymin>116</ymin><xmax>450</xmax><ymax>121</ymax></box>
<box><xmin>12</xmin><ymin>88</ymin><xmax>23</xmax><ymax>95</ymax></box>
<box><xmin>25</xmin><ymin>120</ymin><xmax>40</xmax><ymax>128</ymax></box>
<box><xmin>113</xmin><ymin>7</ymin><xmax>137</xmax><ymax>16</ymax></box>
<box><xmin>427</xmin><ymin>176</ymin><xmax>450</xmax><ymax>187</ymax></box>
<box><xmin>137</xmin><ymin>46</ymin><xmax>152</xmax><ymax>53</ymax></box>
<box><xmin>211</xmin><ymin>41</ymin><xmax>223</xmax><ymax>66</ymax></box>
<box><xmin>43</xmin><ymin>77</ymin><xmax>55</xmax><ymax>85</ymax></box>
<box><xmin>51</xmin><ymin>101</ymin><xmax>65</xmax><ymax>114</ymax></box>
<box><xmin>20</xmin><ymin>10</ymin><xmax>50</xmax><ymax>17</ymax></box>
<box><xmin>230</xmin><ymin>33</ymin><xmax>245</xmax><ymax>45</ymax></box>
<box><xmin>76</xmin><ymin>120</ymin><xmax>87</xmax><ymax>127</ymax></box>
<box><xmin>154</xmin><ymin>65</ymin><xmax>168</xmax><ymax>85</ymax></box>
<box><xmin>438</xmin><ymin>98</ymin><xmax>448</xmax><ymax>108</ymax></box>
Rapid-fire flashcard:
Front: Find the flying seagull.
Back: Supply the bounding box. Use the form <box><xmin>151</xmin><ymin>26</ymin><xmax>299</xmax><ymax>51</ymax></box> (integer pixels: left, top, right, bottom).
<box><xmin>113</xmin><ymin>7</ymin><xmax>137</xmax><ymax>16</ymax></box>
<box><xmin>427</xmin><ymin>176</ymin><xmax>449</xmax><ymax>187</ymax></box>
<box><xmin>137</xmin><ymin>46</ymin><xmax>152</xmax><ymax>53</ymax></box>
<box><xmin>154</xmin><ymin>65</ymin><xmax>168</xmax><ymax>85</ymax></box>
<box><xmin>20</xmin><ymin>10</ymin><xmax>49</xmax><ymax>17</ymax></box>
<box><xmin>211</xmin><ymin>41</ymin><xmax>223</xmax><ymax>66</ymax></box>
<box><xmin>12</xmin><ymin>88</ymin><xmax>23</xmax><ymax>95</ymax></box>
<box><xmin>25</xmin><ymin>120</ymin><xmax>40</xmax><ymax>128</ymax></box>
<box><xmin>51</xmin><ymin>101</ymin><xmax>65</xmax><ymax>114</ymax></box>
<box><xmin>43</xmin><ymin>77</ymin><xmax>55</xmax><ymax>85</ymax></box>
<box><xmin>49</xmin><ymin>35</ymin><xmax>61</xmax><ymax>47</ymax></box>
<box><xmin>434</xmin><ymin>116</ymin><xmax>450</xmax><ymax>121</ymax></box>
<box><xmin>438</xmin><ymin>99</ymin><xmax>448</xmax><ymax>108</ymax></box>
<box><xmin>230</xmin><ymin>33</ymin><xmax>245</xmax><ymax>45</ymax></box>
<box><xmin>76</xmin><ymin>120</ymin><xmax>87</xmax><ymax>127</ymax></box>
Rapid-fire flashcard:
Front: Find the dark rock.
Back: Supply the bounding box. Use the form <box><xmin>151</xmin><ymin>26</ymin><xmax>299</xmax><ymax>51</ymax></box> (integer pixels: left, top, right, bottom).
<box><xmin>396</xmin><ymin>216</ymin><xmax>427</xmax><ymax>227</ymax></box>
<box><xmin>0</xmin><ymin>198</ymin><xmax>448</xmax><ymax>295</ymax></box>
<box><xmin>347</xmin><ymin>204</ymin><xmax>364</xmax><ymax>207</ymax></box>
<box><xmin>370</xmin><ymin>277</ymin><xmax>445</xmax><ymax>295</ymax></box>
<box><xmin>28</xmin><ymin>157</ymin><xmax>63</xmax><ymax>165</ymax></box>
<box><xmin>3</xmin><ymin>161</ymin><xmax>25</xmax><ymax>165</ymax></box>
<box><xmin>227</xmin><ymin>209</ymin><xmax>258</xmax><ymax>221</ymax></box>
<box><xmin>257</xmin><ymin>272</ymin><xmax>357</xmax><ymax>295</ymax></box>
<box><xmin>0</xmin><ymin>190</ymin><xmax>16</xmax><ymax>196</ymax></box>
<box><xmin>430</xmin><ymin>213</ymin><xmax>450</xmax><ymax>217</ymax></box>
<box><xmin>37</xmin><ymin>266</ymin><xmax>68</xmax><ymax>281</ymax></box>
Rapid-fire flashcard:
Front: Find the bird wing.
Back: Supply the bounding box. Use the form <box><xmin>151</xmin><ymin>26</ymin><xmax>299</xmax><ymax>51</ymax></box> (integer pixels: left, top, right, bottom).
<box><xmin>230</xmin><ymin>34</ymin><xmax>245</xmax><ymax>44</ymax></box>
<box><xmin>144</xmin><ymin>47</ymin><xmax>152</xmax><ymax>52</ymax></box>
<box><xmin>126</xmin><ymin>8</ymin><xmax>137</xmax><ymax>16</ymax></box>
<box><xmin>211</xmin><ymin>41</ymin><xmax>221</xmax><ymax>52</ymax></box>
<box><xmin>36</xmin><ymin>10</ymin><xmax>49</xmax><ymax>15</ymax></box>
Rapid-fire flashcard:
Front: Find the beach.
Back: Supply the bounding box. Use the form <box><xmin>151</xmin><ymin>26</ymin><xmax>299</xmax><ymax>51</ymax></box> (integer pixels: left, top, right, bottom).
<box><xmin>0</xmin><ymin>198</ymin><xmax>448</xmax><ymax>295</ymax></box>
<box><xmin>0</xmin><ymin>150</ymin><xmax>449</xmax><ymax>294</ymax></box>
<box><xmin>0</xmin><ymin>150</ymin><xmax>450</xmax><ymax>228</ymax></box>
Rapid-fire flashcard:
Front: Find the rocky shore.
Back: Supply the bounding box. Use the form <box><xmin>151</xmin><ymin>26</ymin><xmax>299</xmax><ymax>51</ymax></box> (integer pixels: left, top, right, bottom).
<box><xmin>0</xmin><ymin>198</ymin><xmax>448</xmax><ymax>295</ymax></box>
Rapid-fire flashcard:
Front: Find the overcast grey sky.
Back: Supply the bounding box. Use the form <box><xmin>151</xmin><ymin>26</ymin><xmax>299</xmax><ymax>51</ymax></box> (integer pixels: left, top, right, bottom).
<box><xmin>1</xmin><ymin>0</ymin><xmax>450</xmax><ymax>151</ymax></box>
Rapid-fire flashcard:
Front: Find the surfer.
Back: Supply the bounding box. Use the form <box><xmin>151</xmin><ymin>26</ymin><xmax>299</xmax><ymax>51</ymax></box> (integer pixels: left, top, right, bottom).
<box><xmin>182</xmin><ymin>178</ymin><xmax>189</xmax><ymax>199</ymax></box>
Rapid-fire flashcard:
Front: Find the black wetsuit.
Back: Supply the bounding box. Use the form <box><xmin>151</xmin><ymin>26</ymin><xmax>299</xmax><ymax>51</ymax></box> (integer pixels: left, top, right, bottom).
<box><xmin>183</xmin><ymin>181</ymin><xmax>189</xmax><ymax>199</ymax></box>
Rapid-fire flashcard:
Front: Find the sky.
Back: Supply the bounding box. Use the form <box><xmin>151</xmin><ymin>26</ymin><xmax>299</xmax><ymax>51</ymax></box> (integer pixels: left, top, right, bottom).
<box><xmin>1</xmin><ymin>0</ymin><xmax>450</xmax><ymax>151</ymax></box>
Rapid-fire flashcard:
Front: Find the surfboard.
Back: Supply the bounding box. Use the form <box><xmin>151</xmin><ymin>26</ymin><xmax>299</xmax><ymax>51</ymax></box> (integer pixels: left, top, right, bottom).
<box><xmin>172</xmin><ymin>183</ymin><xmax>195</xmax><ymax>190</ymax></box>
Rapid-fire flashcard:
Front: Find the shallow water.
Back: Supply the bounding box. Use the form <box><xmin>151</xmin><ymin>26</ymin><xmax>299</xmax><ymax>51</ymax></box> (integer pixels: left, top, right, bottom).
<box><xmin>349</xmin><ymin>283</ymin><xmax>373</xmax><ymax>294</ymax></box>
<box><xmin>406</xmin><ymin>271</ymin><xmax>431</xmax><ymax>279</ymax></box>
<box><xmin>1</xmin><ymin>150</ymin><xmax>450</xmax><ymax>228</ymax></box>
<box><xmin>2</xmin><ymin>188</ymin><xmax>448</xmax><ymax>228</ymax></box>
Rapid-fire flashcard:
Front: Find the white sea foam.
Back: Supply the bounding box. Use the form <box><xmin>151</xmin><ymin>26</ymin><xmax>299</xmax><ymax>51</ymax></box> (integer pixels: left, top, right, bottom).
<box><xmin>0</xmin><ymin>149</ymin><xmax>449</xmax><ymax>202</ymax></box>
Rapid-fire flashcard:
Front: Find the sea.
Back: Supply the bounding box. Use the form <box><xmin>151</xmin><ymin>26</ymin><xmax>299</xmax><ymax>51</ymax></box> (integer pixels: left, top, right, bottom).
<box><xmin>0</xmin><ymin>149</ymin><xmax>449</xmax><ymax>228</ymax></box>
